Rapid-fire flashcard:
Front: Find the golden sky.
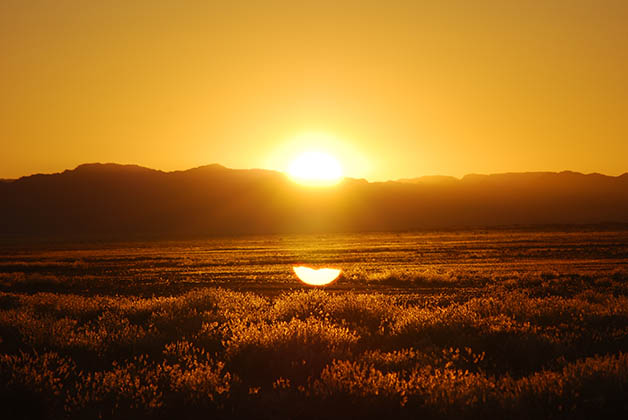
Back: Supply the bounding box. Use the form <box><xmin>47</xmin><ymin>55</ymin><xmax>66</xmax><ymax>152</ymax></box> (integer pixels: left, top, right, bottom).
<box><xmin>1</xmin><ymin>0</ymin><xmax>627</xmax><ymax>180</ymax></box>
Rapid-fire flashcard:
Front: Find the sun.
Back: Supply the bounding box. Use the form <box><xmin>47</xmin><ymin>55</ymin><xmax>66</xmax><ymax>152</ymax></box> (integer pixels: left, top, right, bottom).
<box><xmin>287</xmin><ymin>151</ymin><xmax>343</xmax><ymax>186</ymax></box>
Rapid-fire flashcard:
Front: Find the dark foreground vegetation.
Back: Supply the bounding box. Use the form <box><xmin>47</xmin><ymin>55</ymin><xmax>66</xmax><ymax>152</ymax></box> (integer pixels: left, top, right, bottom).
<box><xmin>1</xmin><ymin>230</ymin><xmax>627</xmax><ymax>419</ymax></box>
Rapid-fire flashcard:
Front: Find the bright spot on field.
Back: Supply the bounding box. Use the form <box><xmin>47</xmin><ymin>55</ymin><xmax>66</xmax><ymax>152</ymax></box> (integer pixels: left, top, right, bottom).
<box><xmin>287</xmin><ymin>151</ymin><xmax>343</xmax><ymax>186</ymax></box>
<box><xmin>293</xmin><ymin>266</ymin><xmax>342</xmax><ymax>286</ymax></box>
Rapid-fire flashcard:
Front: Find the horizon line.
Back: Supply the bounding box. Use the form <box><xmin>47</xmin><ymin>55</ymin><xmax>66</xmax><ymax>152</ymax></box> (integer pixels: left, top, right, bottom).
<box><xmin>2</xmin><ymin>161</ymin><xmax>627</xmax><ymax>183</ymax></box>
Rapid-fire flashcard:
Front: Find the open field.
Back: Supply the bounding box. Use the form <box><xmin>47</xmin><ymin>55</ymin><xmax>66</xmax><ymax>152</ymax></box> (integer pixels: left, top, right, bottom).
<box><xmin>1</xmin><ymin>229</ymin><xmax>628</xmax><ymax>419</ymax></box>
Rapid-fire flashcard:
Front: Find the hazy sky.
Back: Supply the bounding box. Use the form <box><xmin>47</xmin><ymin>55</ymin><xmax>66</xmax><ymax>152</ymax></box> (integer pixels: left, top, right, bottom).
<box><xmin>2</xmin><ymin>0</ymin><xmax>627</xmax><ymax>180</ymax></box>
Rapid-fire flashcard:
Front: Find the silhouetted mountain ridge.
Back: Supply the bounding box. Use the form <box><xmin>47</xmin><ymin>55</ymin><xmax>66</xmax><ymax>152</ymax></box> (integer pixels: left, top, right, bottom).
<box><xmin>399</xmin><ymin>171</ymin><xmax>628</xmax><ymax>186</ymax></box>
<box><xmin>396</xmin><ymin>175</ymin><xmax>459</xmax><ymax>185</ymax></box>
<box><xmin>1</xmin><ymin>164</ymin><xmax>627</xmax><ymax>239</ymax></box>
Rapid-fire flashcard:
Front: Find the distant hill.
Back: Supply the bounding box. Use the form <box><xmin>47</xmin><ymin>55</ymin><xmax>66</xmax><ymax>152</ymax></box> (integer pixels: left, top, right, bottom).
<box><xmin>1</xmin><ymin>163</ymin><xmax>627</xmax><ymax>239</ymax></box>
<box><xmin>396</xmin><ymin>175</ymin><xmax>459</xmax><ymax>185</ymax></box>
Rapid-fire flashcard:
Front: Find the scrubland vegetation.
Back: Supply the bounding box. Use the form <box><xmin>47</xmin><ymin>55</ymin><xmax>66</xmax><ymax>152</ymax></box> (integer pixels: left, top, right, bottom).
<box><xmin>1</xmin><ymin>230</ymin><xmax>627</xmax><ymax>419</ymax></box>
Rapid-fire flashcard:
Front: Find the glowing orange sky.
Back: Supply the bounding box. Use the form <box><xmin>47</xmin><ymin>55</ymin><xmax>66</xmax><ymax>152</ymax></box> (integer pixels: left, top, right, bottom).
<box><xmin>1</xmin><ymin>1</ymin><xmax>627</xmax><ymax>180</ymax></box>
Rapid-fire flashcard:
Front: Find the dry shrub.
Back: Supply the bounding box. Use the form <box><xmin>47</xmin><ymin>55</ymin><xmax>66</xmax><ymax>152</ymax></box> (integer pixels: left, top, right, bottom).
<box><xmin>0</xmin><ymin>351</ymin><xmax>76</xmax><ymax>419</ymax></box>
<box><xmin>271</xmin><ymin>290</ymin><xmax>396</xmax><ymax>340</ymax></box>
<box><xmin>224</xmin><ymin>317</ymin><xmax>359</xmax><ymax>384</ymax></box>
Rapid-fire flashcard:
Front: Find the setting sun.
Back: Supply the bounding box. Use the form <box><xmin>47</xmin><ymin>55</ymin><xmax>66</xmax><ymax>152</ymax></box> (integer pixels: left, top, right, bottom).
<box><xmin>287</xmin><ymin>151</ymin><xmax>343</xmax><ymax>186</ymax></box>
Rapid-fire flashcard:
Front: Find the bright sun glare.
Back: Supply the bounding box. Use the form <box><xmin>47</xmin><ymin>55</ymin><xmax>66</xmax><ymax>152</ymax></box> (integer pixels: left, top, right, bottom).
<box><xmin>293</xmin><ymin>266</ymin><xmax>342</xmax><ymax>286</ymax></box>
<box><xmin>287</xmin><ymin>151</ymin><xmax>343</xmax><ymax>186</ymax></box>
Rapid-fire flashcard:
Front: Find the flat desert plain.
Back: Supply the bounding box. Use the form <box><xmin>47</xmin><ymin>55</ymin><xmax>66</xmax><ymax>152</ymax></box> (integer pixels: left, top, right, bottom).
<box><xmin>1</xmin><ymin>229</ymin><xmax>627</xmax><ymax>419</ymax></box>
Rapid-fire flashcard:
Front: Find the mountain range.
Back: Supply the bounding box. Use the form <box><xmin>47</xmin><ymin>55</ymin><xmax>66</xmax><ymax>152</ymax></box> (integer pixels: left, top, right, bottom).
<box><xmin>1</xmin><ymin>163</ymin><xmax>627</xmax><ymax>239</ymax></box>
